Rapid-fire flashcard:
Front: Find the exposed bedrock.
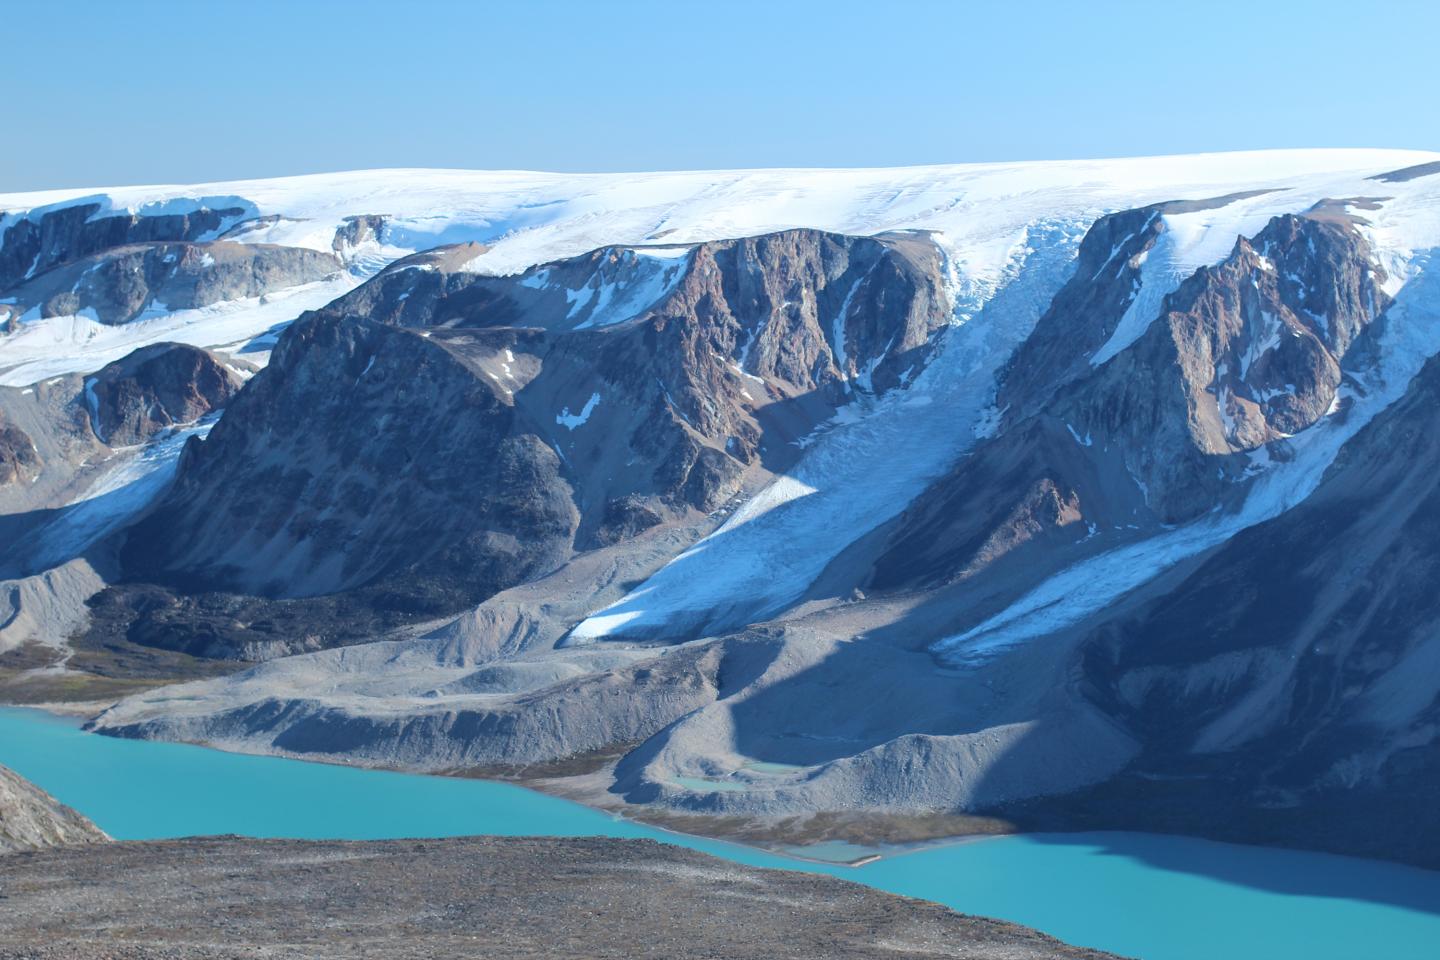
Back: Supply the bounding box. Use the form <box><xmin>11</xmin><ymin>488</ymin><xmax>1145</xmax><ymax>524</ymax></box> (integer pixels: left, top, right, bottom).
<box><xmin>0</xmin><ymin>764</ymin><xmax>108</xmax><ymax>854</ymax></box>
<box><xmin>319</xmin><ymin>228</ymin><xmax>949</xmax><ymax>406</ymax></box>
<box><xmin>998</xmin><ymin>204</ymin><xmax>1167</xmax><ymax>415</ymax></box>
<box><xmin>330</xmin><ymin>213</ymin><xmax>389</xmax><ymax>255</ymax></box>
<box><xmin>0</xmin><ymin>199</ymin><xmax>253</xmax><ymax>291</ymax></box>
<box><xmin>863</xmin><ymin>209</ymin><xmax>1392</xmax><ymax>610</ymax></box>
<box><xmin>1046</xmin><ymin>212</ymin><xmax>1387</xmax><ymax>521</ymax></box>
<box><xmin>0</xmin><ymin>411</ymin><xmax>40</xmax><ymax>487</ymax></box>
<box><xmin>2</xmin><ymin>240</ymin><xmax>341</xmax><ymax>325</ymax></box>
<box><xmin>108</xmin><ymin>314</ymin><xmax>578</xmax><ymax>654</ymax></box>
<box><xmin>1020</xmin><ymin>346</ymin><xmax>1440</xmax><ymax>868</ymax></box>
<box><xmin>0</xmin><ymin>342</ymin><xmax>252</xmax><ymax>650</ymax></box>
<box><xmin>86</xmin><ymin>342</ymin><xmax>252</xmax><ymax>445</ymax></box>
<box><xmin>0</xmin><ymin>376</ymin><xmax>105</xmax><ymax>521</ymax></box>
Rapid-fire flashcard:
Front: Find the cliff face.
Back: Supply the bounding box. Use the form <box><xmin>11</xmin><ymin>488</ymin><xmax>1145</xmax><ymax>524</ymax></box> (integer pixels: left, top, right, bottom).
<box><xmin>0</xmin><ymin>764</ymin><xmax>107</xmax><ymax>854</ymax></box>
<box><xmin>121</xmin><ymin>316</ymin><xmax>577</xmax><ymax>608</ymax></box>
<box><xmin>1043</xmin><ymin>347</ymin><xmax>1440</xmax><ymax>864</ymax></box>
<box><xmin>87</xmin><ymin>343</ymin><xmax>252</xmax><ymax>445</ymax></box>
<box><xmin>3</xmin><ymin>241</ymin><xmax>340</xmax><ymax>325</ymax></box>
<box><xmin>0</xmin><ymin>413</ymin><xmax>41</xmax><ymax>487</ymax></box>
<box><xmin>870</xmin><ymin>210</ymin><xmax>1391</xmax><ymax>596</ymax></box>
<box><xmin>1049</xmin><ymin>213</ymin><xmax>1387</xmax><ymax>521</ymax></box>
<box><xmin>0</xmin><ymin>201</ymin><xmax>249</xmax><ymax>291</ymax></box>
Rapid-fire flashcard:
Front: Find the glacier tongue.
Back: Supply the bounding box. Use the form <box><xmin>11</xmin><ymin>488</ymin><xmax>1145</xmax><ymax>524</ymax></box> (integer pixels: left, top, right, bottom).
<box><xmin>4</xmin><ymin>417</ymin><xmax>217</xmax><ymax>578</ymax></box>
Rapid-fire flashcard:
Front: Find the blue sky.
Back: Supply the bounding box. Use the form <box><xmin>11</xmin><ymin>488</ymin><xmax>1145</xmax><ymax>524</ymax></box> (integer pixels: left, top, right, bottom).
<box><xmin>6</xmin><ymin>0</ymin><xmax>1437</xmax><ymax>190</ymax></box>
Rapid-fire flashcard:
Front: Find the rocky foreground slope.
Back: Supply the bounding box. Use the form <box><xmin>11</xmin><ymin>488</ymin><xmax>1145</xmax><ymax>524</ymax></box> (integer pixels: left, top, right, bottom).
<box><xmin>0</xmin><ymin>836</ymin><xmax>1119</xmax><ymax>960</ymax></box>
<box><xmin>0</xmin><ymin>764</ymin><xmax>106</xmax><ymax>853</ymax></box>
<box><xmin>0</xmin><ymin>765</ymin><xmax>1103</xmax><ymax>957</ymax></box>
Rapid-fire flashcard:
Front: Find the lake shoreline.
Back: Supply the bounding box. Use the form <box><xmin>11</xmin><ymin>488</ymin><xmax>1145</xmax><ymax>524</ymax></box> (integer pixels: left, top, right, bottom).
<box><xmin>12</xmin><ymin>697</ymin><xmax>1440</xmax><ymax>877</ymax></box>
<box><xmin>5</xmin><ymin>697</ymin><xmax>1017</xmax><ymax>867</ymax></box>
<box><xmin>4</xmin><ymin>703</ymin><xmax>1440</xmax><ymax>960</ymax></box>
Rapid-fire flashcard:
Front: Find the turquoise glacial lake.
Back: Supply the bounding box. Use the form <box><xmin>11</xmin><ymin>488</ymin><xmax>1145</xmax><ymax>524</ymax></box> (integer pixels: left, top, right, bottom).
<box><xmin>2</xmin><ymin>706</ymin><xmax>1437</xmax><ymax>959</ymax></box>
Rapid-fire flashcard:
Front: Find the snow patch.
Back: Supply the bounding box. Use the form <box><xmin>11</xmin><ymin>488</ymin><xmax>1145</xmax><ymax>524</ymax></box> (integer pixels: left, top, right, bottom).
<box><xmin>570</xmin><ymin>249</ymin><xmax>691</xmax><ymax>330</ymax></box>
<box><xmin>556</xmin><ymin>392</ymin><xmax>601</xmax><ymax>430</ymax></box>
<box><xmin>1065</xmin><ymin>423</ymin><xmax>1093</xmax><ymax>447</ymax></box>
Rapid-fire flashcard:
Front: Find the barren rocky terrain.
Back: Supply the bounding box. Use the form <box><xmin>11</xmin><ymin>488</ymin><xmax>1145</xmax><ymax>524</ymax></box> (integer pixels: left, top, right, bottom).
<box><xmin>0</xmin><ymin>836</ymin><xmax>1121</xmax><ymax>960</ymax></box>
<box><xmin>0</xmin><ymin>764</ymin><xmax>106</xmax><ymax>854</ymax></box>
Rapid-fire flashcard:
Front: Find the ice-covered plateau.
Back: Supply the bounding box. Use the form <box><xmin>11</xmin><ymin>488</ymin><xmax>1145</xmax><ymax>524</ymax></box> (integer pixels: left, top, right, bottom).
<box><xmin>4</xmin><ymin>150</ymin><xmax>1440</xmax><ymax>867</ymax></box>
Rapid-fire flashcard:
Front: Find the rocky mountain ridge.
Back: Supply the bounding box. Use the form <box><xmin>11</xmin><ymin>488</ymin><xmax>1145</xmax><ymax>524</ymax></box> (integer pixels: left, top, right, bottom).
<box><xmin>86</xmin><ymin>228</ymin><xmax>951</xmax><ymax>657</ymax></box>
<box><xmin>2</xmin><ymin>152</ymin><xmax>1439</xmax><ymax>868</ymax></box>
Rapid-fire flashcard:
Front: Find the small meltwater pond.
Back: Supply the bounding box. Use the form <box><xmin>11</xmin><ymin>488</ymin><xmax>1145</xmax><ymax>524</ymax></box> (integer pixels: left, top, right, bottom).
<box><xmin>3</xmin><ymin>707</ymin><xmax>1438</xmax><ymax>960</ymax></box>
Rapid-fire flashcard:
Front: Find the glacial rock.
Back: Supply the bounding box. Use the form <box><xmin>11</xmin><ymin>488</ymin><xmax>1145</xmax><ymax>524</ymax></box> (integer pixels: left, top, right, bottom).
<box><xmin>0</xmin><ymin>412</ymin><xmax>40</xmax><ymax>486</ymax></box>
<box><xmin>874</xmin><ymin>208</ymin><xmax>1391</xmax><ymax>596</ymax></box>
<box><xmin>0</xmin><ymin>199</ymin><xmax>249</xmax><ymax>291</ymax></box>
<box><xmin>1044</xmin><ymin>347</ymin><xmax>1440</xmax><ymax>867</ymax></box>
<box><xmin>998</xmin><ymin>204</ymin><xmax>1166</xmax><ymax>415</ymax></box>
<box><xmin>331</xmin><ymin>213</ymin><xmax>390</xmax><ymax>255</ymax></box>
<box><xmin>113</xmin><ymin>315</ymin><xmax>578</xmax><ymax>643</ymax></box>
<box><xmin>1050</xmin><ymin>212</ymin><xmax>1387</xmax><ymax>521</ymax></box>
<box><xmin>0</xmin><ymin>375</ymin><xmax>106</xmax><ymax>518</ymax></box>
<box><xmin>1</xmin><ymin>240</ymin><xmax>341</xmax><ymax>325</ymax></box>
<box><xmin>84</xmin><ymin>342</ymin><xmax>251</xmax><ymax>446</ymax></box>
<box><xmin>0</xmin><ymin>764</ymin><xmax>108</xmax><ymax>854</ymax></box>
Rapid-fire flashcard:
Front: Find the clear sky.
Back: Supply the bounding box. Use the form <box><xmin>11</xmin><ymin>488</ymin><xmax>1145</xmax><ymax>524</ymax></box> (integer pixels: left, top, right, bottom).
<box><xmin>6</xmin><ymin>0</ymin><xmax>1437</xmax><ymax>191</ymax></box>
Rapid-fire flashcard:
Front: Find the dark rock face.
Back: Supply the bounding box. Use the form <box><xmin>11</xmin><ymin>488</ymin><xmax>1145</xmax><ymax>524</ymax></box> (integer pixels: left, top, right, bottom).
<box><xmin>999</xmin><ymin>205</ymin><xmax>1165</xmax><ymax>416</ymax></box>
<box><xmin>94</xmin><ymin>228</ymin><xmax>951</xmax><ymax>658</ymax></box>
<box><xmin>326</xmin><ymin>228</ymin><xmax>949</xmax><ymax>480</ymax></box>
<box><xmin>0</xmin><ymin>201</ymin><xmax>248</xmax><ymax>291</ymax></box>
<box><xmin>635</xmin><ymin>230</ymin><xmax>948</xmax><ymax>417</ymax></box>
<box><xmin>0</xmin><ymin>414</ymin><xmax>40</xmax><ymax>487</ymax></box>
<box><xmin>321</xmin><ymin>229</ymin><xmax>949</xmax><ymax>405</ymax></box>
<box><xmin>4</xmin><ymin>241</ymin><xmax>340</xmax><ymax>325</ymax></box>
<box><xmin>331</xmin><ymin>213</ymin><xmax>389</xmax><ymax>253</ymax></box>
<box><xmin>858</xmin><ymin>202</ymin><xmax>1440</xmax><ymax>868</ymax></box>
<box><xmin>320</xmin><ymin>242</ymin><xmax>510</xmax><ymax>326</ymax></box>
<box><xmin>86</xmin><ymin>343</ymin><xmax>250</xmax><ymax>445</ymax></box>
<box><xmin>870</xmin><ymin>417</ymin><xmax>1109</xmax><ymax>591</ymax></box>
<box><xmin>120</xmin><ymin>315</ymin><xmax>578</xmax><ymax>606</ymax></box>
<box><xmin>995</xmin><ymin>349</ymin><xmax>1440</xmax><ymax>868</ymax></box>
<box><xmin>1369</xmin><ymin>159</ymin><xmax>1440</xmax><ymax>183</ymax></box>
<box><xmin>1049</xmin><ymin>213</ymin><xmax>1386</xmax><ymax>522</ymax></box>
